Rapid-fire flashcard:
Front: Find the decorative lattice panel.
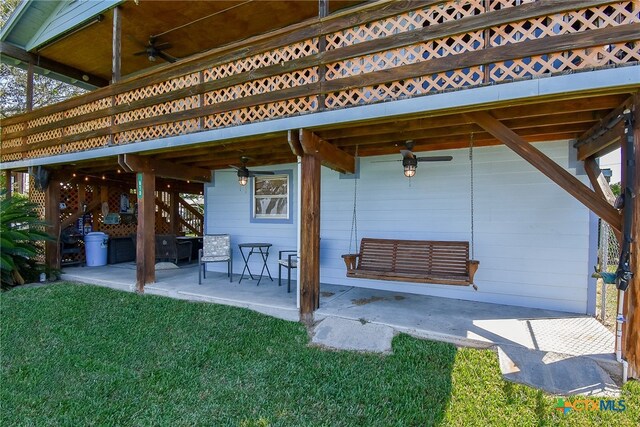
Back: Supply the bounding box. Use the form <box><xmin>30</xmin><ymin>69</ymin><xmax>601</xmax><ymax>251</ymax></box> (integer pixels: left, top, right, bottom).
<box><xmin>26</xmin><ymin>129</ymin><xmax>61</xmax><ymax>145</ymax></box>
<box><xmin>115</xmin><ymin>96</ymin><xmax>199</xmax><ymax>125</ymax></box>
<box><xmin>64</xmin><ymin>117</ymin><xmax>111</xmax><ymax>136</ymax></box>
<box><xmin>27</xmin><ymin>112</ymin><xmax>62</xmax><ymax>129</ymax></box>
<box><xmin>490</xmin><ymin>43</ymin><xmax>640</xmax><ymax>82</ymax></box>
<box><xmin>326</xmin><ymin>33</ymin><xmax>483</xmax><ymax>80</ymax></box>
<box><xmin>100</xmin><ymin>223</ymin><xmax>137</xmax><ymax>238</ymax></box>
<box><xmin>204</xmin><ymin>68</ymin><xmax>317</xmax><ymax>104</ymax></box>
<box><xmin>116</xmin><ymin>73</ymin><xmax>200</xmax><ymax>104</ymax></box>
<box><xmin>29</xmin><ymin>176</ymin><xmax>45</xmax><ymax>219</ymax></box>
<box><xmin>26</xmin><ymin>145</ymin><xmax>63</xmax><ymax>158</ymax></box>
<box><xmin>114</xmin><ymin>119</ymin><xmax>199</xmax><ymax>145</ymax></box>
<box><xmin>203</xmin><ymin>96</ymin><xmax>318</xmax><ymax>129</ymax></box>
<box><xmin>203</xmin><ymin>39</ymin><xmax>318</xmax><ymax>81</ymax></box>
<box><xmin>490</xmin><ymin>3</ymin><xmax>639</xmax><ymax>47</ymax></box>
<box><xmin>2</xmin><ymin>152</ymin><xmax>23</xmax><ymax>162</ymax></box>
<box><xmin>325</xmin><ymin>2</ymin><xmax>483</xmax><ymax>50</ymax></box>
<box><xmin>3</xmin><ymin>137</ymin><xmax>23</xmax><ymax>149</ymax></box>
<box><xmin>63</xmin><ymin>136</ymin><xmax>110</xmax><ymax>153</ymax></box>
<box><xmin>60</xmin><ymin>183</ymin><xmax>78</xmax><ymax>225</ymax></box>
<box><xmin>64</xmin><ymin>97</ymin><xmax>112</xmax><ymax>118</ymax></box>
<box><xmin>3</xmin><ymin>123</ymin><xmax>24</xmax><ymax>134</ymax></box>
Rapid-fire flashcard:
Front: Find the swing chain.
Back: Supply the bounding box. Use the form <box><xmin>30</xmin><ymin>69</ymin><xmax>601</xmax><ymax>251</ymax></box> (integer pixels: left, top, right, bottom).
<box><xmin>469</xmin><ymin>133</ymin><xmax>475</xmax><ymax>260</ymax></box>
<box><xmin>349</xmin><ymin>146</ymin><xmax>359</xmax><ymax>254</ymax></box>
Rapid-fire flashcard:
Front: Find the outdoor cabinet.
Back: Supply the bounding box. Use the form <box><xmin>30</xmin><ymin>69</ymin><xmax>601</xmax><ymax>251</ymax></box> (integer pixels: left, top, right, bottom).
<box><xmin>108</xmin><ymin>236</ymin><xmax>136</xmax><ymax>264</ymax></box>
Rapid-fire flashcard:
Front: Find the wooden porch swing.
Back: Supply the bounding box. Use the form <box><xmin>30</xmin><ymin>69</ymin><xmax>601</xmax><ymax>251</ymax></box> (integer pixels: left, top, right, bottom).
<box><xmin>342</xmin><ymin>137</ymin><xmax>480</xmax><ymax>289</ymax></box>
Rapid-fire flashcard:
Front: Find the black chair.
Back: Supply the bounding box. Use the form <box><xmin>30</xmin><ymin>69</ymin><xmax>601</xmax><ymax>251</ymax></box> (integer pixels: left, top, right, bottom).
<box><xmin>278</xmin><ymin>250</ymin><xmax>297</xmax><ymax>293</ymax></box>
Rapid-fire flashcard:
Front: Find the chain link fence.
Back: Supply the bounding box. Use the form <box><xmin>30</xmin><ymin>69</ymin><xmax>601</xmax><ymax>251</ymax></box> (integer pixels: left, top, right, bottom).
<box><xmin>596</xmin><ymin>220</ymin><xmax>620</xmax><ymax>330</ymax></box>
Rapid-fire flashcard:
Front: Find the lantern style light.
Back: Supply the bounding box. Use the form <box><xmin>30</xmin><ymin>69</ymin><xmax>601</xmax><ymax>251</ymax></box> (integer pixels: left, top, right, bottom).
<box><xmin>403</xmin><ymin>156</ymin><xmax>417</xmax><ymax>178</ymax></box>
<box><xmin>237</xmin><ymin>168</ymin><xmax>249</xmax><ymax>186</ymax></box>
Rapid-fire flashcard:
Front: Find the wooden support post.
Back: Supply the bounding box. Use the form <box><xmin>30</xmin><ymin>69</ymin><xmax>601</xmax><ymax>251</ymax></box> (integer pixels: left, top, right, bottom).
<box><xmin>622</xmin><ymin>98</ymin><xmax>640</xmax><ymax>378</ymax></box>
<box><xmin>169</xmin><ymin>191</ymin><xmax>180</xmax><ymax>235</ymax></box>
<box><xmin>466</xmin><ymin>111</ymin><xmax>621</xmax><ymax>234</ymax></box>
<box><xmin>44</xmin><ymin>179</ymin><xmax>61</xmax><ymax>271</ymax></box>
<box><xmin>299</xmin><ymin>152</ymin><xmax>321</xmax><ymax>321</ymax></box>
<box><xmin>26</xmin><ymin>61</ymin><xmax>34</xmax><ymax>112</ymax></box>
<box><xmin>136</xmin><ymin>172</ymin><xmax>155</xmax><ymax>291</ymax></box>
<box><xmin>4</xmin><ymin>170</ymin><xmax>12</xmax><ymax>198</ymax></box>
<box><xmin>112</xmin><ymin>6</ymin><xmax>121</xmax><ymax>84</ymax></box>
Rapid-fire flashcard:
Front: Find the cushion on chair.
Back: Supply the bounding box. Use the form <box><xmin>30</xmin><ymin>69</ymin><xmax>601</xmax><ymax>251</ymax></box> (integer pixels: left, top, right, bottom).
<box><xmin>278</xmin><ymin>259</ymin><xmax>298</xmax><ymax>268</ymax></box>
<box><xmin>203</xmin><ymin>234</ymin><xmax>231</xmax><ymax>258</ymax></box>
<box><xmin>201</xmin><ymin>255</ymin><xmax>230</xmax><ymax>262</ymax></box>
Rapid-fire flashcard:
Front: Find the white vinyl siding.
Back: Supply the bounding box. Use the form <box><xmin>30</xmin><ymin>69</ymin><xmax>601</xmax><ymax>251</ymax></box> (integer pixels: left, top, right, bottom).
<box><xmin>206</xmin><ymin>140</ymin><xmax>592</xmax><ymax>314</ymax></box>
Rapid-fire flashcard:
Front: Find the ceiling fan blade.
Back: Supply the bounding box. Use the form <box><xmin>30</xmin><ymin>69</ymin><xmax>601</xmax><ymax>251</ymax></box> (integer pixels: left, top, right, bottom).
<box><xmin>371</xmin><ymin>159</ymin><xmax>402</xmax><ymax>163</ymax></box>
<box><xmin>133</xmin><ymin>50</ymin><xmax>148</xmax><ymax>56</ymax></box>
<box><xmin>416</xmin><ymin>156</ymin><xmax>453</xmax><ymax>162</ymax></box>
<box><xmin>229</xmin><ymin>165</ymin><xmax>241</xmax><ymax>170</ymax></box>
<box><xmin>154</xmin><ymin>42</ymin><xmax>171</xmax><ymax>50</ymax></box>
<box><xmin>250</xmin><ymin>171</ymin><xmax>275</xmax><ymax>176</ymax></box>
<box><xmin>156</xmin><ymin>51</ymin><xmax>177</xmax><ymax>63</ymax></box>
<box><xmin>400</xmin><ymin>149</ymin><xmax>414</xmax><ymax>159</ymax></box>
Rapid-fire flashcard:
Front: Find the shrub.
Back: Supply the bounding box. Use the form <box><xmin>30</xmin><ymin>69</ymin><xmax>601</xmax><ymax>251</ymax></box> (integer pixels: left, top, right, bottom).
<box><xmin>1</xmin><ymin>192</ymin><xmax>52</xmax><ymax>289</ymax></box>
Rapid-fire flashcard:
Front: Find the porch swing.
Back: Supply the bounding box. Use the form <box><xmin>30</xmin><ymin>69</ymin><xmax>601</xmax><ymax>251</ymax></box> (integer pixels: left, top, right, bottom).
<box><xmin>341</xmin><ymin>136</ymin><xmax>480</xmax><ymax>290</ymax></box>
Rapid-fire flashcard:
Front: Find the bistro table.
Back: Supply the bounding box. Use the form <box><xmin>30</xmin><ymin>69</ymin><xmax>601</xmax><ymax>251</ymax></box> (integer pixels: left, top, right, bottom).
<box><xmin>238</xmin><ymin>243</ymin><xmax>273</xmax><ymax>285</ymax></box>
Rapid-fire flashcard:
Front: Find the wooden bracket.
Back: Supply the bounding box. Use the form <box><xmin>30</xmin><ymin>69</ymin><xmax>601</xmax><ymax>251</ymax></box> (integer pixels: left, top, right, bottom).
<box><xmin>287</xmin><ymin>129</ymin><xmax>304</xmax><ymax>156</ymax></box>
<box><xmin>299</xmin><ymin>129</ymin><xmax>355</xmax><ymax>174</ymax></box>
<box><xmin>465</xmin><ymin>111</ymin><xmax>622</xmax><ymax>234</ymax></box>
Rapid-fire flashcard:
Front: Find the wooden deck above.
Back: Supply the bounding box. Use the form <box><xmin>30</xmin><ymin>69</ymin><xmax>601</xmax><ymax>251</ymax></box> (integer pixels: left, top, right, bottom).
<box><xmin>1</xmin><ymin>0</ymin><xmax>639</xmax><ymax>168</ymax></box>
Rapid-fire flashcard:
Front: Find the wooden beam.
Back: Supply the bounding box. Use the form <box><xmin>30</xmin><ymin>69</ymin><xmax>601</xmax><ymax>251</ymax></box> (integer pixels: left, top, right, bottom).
<box><xmin>584</xmin><ymin>157</ymin><xmax>616</xmax><ymax>206</ymax></box>
<box><xmin>466</xmin><ymin>111</ymin><xmax>621</xmax><ymax>234</ymax></box>
<box><xmin>622</xmin><ymin>96</ymin><xmax>640</xmax><ymax>379</ymax></box>
<box><xmin>577</xmin><ymin>120</ymin><xmax>625</xmax><ymax>160</ymax></box>
<box><xmin>26</xmin><ymin>62</ymin><xmax>34</xmax><ymax>112</ymax></box>
<box><xmin>44</xmin><ymin>179</ymin><xmax>61</xmax><ymax>270</ymax></box>
<box><xmin>299</xmin><ymin>153</ymin><xmax>321</xmax><ymax>320</ymax></box>
<box><xmin>299</xmin><ymin>129</ymin><xmax>355</xmax><ymax>174</ymax></box>
<box><xmin>287</xmin><ymin>129</ymin><xmax>304</xmax><ymax>157</ymax></box>
<box><xmin>136</xmin><ymin>172</ymin><xmax>155</xmax><ymax>291</ymax></box>
<box><xmin>111</xmin><ymin>6</ymin><xmax>121</xmax><ymax>83</ymax></box>
<box><xmin>0</xmin><ymin>41</ymin><xmax>108</xmax><ymax>88</ymax></box>
<box><xmin>119</xmin><ymin>154</ymin><xmax>211</xmax><ymax>182</ymax></box>
<box><xmin>576</xmin><ymin>96</ymin><xmax>633</xmax><ymax>145</ymax></box>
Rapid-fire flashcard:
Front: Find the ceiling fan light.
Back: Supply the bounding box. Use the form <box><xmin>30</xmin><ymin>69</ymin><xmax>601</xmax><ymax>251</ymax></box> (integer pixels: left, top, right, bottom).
<box><xmin>402</xmin><ymin>157</ymin><xmax>418</xmax><ymax>178</ymax></box>
<box><xmin>237</xmin><ymin>168</ymin><xmax>249</xmax><ymax>186</ymax></box>
<box><xmin>148</xmin><ymin>54</ymin><xmax>156</xmax><ymax>62</ymax></box>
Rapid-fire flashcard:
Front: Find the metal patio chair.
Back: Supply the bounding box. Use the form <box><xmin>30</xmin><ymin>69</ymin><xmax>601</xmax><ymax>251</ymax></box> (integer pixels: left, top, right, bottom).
<box><xmin>199</xmin><ymin>234</ymin><xmax>232</xmax><ymax>284</ymax></box>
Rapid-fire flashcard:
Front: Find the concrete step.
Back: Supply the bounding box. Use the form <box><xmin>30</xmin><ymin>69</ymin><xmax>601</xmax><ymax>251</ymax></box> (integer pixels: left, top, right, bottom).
<box><xmin>310</xmin><ymin>316</ymin><xmax>395</xmax><ymax>353</ymax></box>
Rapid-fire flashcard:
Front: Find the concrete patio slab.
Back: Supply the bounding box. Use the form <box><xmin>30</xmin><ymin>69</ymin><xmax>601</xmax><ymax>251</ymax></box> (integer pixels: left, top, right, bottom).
<box><xmin>61</xmin><ymin>263</ymin><xmax>621</xmax><ymax>396</ymax></box>
<box><xmin>315</xmin><ymin>286</ymin><xmax>615</xmax><ymax>358</ymax></box>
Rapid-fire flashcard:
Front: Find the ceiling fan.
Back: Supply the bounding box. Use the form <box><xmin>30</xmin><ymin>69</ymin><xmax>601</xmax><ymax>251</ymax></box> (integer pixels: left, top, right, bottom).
<box><xmin>375</xmin><ymin>140</ymin><xmax>453</xmax><ymax>177</ymax></box>
<box><xmin>133</xmin><ymin>37</ymin><xmax>177</xmax><ymax>63</ymax></box>
<box><xmin>229</xmin><ymin>156</ymin><xmax>274</xmax><ymax>186</ymax></box>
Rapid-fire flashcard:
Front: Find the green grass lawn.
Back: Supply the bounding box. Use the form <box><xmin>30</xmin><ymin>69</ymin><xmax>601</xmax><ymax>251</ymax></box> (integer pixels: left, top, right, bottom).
<box><xmin>2</xmin><ymin>283</ymin><xmax>638</xmax><ymax>426</ymax></box>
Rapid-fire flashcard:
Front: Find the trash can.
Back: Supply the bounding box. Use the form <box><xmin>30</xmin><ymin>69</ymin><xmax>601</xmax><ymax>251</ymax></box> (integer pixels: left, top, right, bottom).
<box><xmin>85</xmin><ymin>232</ymin><xmax>109</xmax><ymax>267</ymax></box>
